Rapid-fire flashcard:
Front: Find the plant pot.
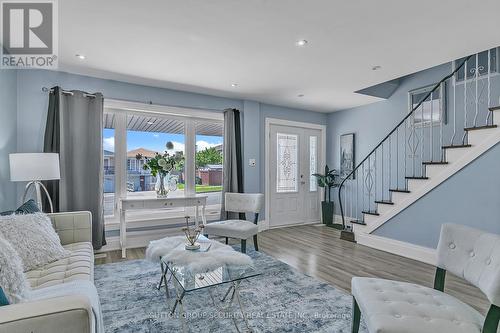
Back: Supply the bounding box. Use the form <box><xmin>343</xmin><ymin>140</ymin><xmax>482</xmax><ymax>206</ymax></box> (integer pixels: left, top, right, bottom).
<box><xmin>321</xmin><ymin>201</ymin><xmax>334</xmax><ymax>226</ymax></box>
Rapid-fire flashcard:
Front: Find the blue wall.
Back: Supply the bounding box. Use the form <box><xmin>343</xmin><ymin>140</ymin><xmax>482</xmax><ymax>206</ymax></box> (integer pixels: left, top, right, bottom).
<box><xmin>328</xmin><ymin>62</ymin><xmax>500</xmax><ymax>248</ymax></box>
<box><xmin>0</xmin><ymin>70</ymin><xmax>18</xmax><ymax>211</ymax></box>
<box><xmin>9</xmin><ymin>69</ymin><xmax>326</xmax><ymax>207</ymax></box>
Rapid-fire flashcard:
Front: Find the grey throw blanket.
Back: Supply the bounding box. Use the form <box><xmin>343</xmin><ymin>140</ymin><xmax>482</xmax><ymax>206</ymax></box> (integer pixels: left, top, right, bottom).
<box><xmin>30</xmin><ymin>280</ymin><xmax>104</xmax><ymax>333</ymax></box>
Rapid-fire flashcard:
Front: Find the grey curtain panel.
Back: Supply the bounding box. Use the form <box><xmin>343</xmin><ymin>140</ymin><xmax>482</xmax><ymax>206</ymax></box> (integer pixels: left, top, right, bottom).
<box><xmin>43</xmin><ymin>87</ymin><xmax>106</xmax><ymax>249</ymax></box>
<box><xmin>221</xmin><ymin>108</ymin><xmax>244</xmax><ymax>220</ymax></box>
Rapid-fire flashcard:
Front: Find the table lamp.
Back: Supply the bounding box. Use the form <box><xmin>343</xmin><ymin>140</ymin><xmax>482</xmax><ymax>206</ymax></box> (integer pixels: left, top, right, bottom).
<box><xmin>9</xmin><ymin>153</ymin><xmax>61</xmax><ymax>213</ymax></box>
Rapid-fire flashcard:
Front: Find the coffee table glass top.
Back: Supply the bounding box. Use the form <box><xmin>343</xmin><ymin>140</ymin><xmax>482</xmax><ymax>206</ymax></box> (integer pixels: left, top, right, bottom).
<box><xmin>163</xmin><ymin>260</ymin><xmax>260</xmax><ymax>292</ymax></box>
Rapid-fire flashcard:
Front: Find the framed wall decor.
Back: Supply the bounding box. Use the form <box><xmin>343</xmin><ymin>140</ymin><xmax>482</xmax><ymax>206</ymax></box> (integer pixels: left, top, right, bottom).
<box><xmin>340</xmin><ymin>133</ymin><xmax>355</xmax><ymax>179</ymax></box>
<box><xmin>408</xmin><ymin>82</ymin><xmax>447</xmax><ymax>127</ymax></box>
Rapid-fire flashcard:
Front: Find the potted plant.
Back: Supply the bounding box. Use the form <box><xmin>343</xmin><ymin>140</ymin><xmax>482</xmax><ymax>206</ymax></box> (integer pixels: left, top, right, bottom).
<box><xmin>136</xmin><ymin>142</ymin><xmax>183</xmax><ymax>198</ymax></box>
<box><xmin>313</xmin><ymin>165</ymin><xmax>341</xmax><ymax>229</ymax></box>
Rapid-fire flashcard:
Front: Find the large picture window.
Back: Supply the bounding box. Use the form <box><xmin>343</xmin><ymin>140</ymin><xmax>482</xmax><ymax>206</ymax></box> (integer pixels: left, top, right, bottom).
<box><xmin>102</xmin><ymin>103</ymin><xmax>223</xmax><ymax>225</ymax></box>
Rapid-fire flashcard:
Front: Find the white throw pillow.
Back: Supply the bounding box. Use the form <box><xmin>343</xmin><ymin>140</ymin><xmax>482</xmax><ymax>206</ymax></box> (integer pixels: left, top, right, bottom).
<box><xmin>0</xmin><ymin>235</ymin><xmax>31</xmax><ymax>303</ymax></box>
<box><xmin>0</xmin><ymin>213</ymin><xmax>70</xmax><ymax>271</ymax></box>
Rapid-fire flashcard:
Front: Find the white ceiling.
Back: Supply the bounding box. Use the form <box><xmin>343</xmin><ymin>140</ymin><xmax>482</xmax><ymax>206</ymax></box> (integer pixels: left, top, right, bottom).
<box><xmin>59</xmin><ymin>0</ymin><xmax>500</xmax><ymax>113</ymax></box>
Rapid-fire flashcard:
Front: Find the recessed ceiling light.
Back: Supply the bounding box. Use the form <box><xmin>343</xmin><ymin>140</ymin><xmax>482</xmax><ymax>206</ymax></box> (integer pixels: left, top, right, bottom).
<box><xmin>372</xmin><ymin>65</ymin><xmax>382</xmax><ymax>71</ymax></box>
<box><xmin>295</xmin><ymin>39</ymin><xmax>308</xmax><ymax>47</ymax></box>
<box><xmin>297</xmin><ymin>94</ymin><xmax>304</xmax><ymax>97</ymax></box>
<box><xmin>75</xmin><ymin>54</ymin><xmax>86</xmax><ymax>60</ymax></box>
<box><xmin>231</xmin><ymin>83</ymin><xmax>238</xmax><ymax>87</ymax></box>
<box><xmin>147</xmin><ymin>121</ymin><xmax>155</xmax><ymax>125</ymax></box>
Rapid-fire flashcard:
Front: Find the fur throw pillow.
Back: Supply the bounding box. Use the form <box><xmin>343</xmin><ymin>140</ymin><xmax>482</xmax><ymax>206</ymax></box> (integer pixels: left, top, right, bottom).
<box><xmin>0</xmin><ymin>213</ymin><xmax>70</xmax><ymax>271</ymax></box>
<box><xmin>0</xmin><ymin>235</ymin><xmax>31</xmax><ymax>303</ymax></box>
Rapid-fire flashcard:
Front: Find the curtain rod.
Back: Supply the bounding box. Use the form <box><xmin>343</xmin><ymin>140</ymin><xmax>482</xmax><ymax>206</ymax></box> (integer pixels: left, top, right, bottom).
<box><xmin>41</xmin><ymin>87</ymin><xmax>234</xmax><ymax>113</ymax></box>
<box><xmin>41</xmin><ymin>86</ymin><xmax>97</xmax><ymax>98</ymax></box>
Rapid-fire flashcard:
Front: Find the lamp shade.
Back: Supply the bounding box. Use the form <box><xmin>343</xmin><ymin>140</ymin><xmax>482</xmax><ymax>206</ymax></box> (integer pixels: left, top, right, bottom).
<box><xmin>9</xmin><ymin>153</ymin><xmax>61</xmax><ymax>181</ymax></box>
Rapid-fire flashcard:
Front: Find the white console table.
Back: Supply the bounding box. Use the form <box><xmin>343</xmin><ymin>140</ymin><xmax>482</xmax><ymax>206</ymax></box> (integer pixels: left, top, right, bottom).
<box><xmin>119</xmin><ymin>195</ymin><xmax>207</xmax><ymax>258</ymax></box>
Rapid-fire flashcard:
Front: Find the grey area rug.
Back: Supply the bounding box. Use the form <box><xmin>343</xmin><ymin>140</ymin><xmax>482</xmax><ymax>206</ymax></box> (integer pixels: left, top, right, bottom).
<box><xmin>94</xmin><ymin>248</ymin><xmax>368</xmax><ymax>333</ymax></box>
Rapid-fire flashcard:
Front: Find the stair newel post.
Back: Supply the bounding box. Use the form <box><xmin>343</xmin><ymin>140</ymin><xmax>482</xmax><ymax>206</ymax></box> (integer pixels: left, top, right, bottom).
<box><xmin>344</xmin><ymin>181</ymin><xmax>348</xmax><ymax>222</ymax></box>
<box><xmin>487</xmin><ymin>49</ymin><xmax>492</xmax><ymax>126</ymax></box>
<box><xmin>473</xmin><ymin>52</ymin><xmax>479</xmax><ymax>127</ymax></box>
<box><xmin>351</xmin><ymin>175</ymin><xmax>355</xmax><ymax>220</ymax></box>
<box><xmin>356</xmin><ymin>168</ymin><xmax>359</xmax><ymax>222</ymax></box>
<box><xmin>362</xmin><ymin>162</ymin><xmax>365</xmax><ymax>216</ymax></box>
<box><xmin>462</xmin><ymin>57</ymin><xmax>468</xmax><ymax>144</ymax></box>
<box><xmin>348</xmin><ymin>175</ymin><xmax>354</xmax><ymax>219</ymax></box>
<box><xmin>367</xmin><ymin>156</ymin><xmax>371</xmax><ymax>213</ymax></box>
<box><xmin>346</xmin><ymin>180</ymin><xmax>350</xmax><ymax>222</ymax></box>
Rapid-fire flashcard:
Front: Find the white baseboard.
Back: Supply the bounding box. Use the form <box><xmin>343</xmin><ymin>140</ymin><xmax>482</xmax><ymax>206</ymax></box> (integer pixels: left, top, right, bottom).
<box><xmin>356</xmin><ymin>233</ymin><xmax>436</xmax><ymax>265</ymax></box>
<box><xmin>267</xmin><ymin>220</ymin><xmax>320</xmax><ymax>230</ymax></box>
<box><xmin>259</xmin><ymin>219</ymin><xmax>269</xmax><ymax>231</ymax></box>
<box><xmin>96</xmin><ymin>237</ymin><xmax>121</xmax><ymax>252</ymax></box>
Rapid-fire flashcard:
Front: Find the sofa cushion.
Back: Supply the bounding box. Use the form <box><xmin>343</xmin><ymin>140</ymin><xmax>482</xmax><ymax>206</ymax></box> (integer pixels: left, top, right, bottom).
<box><xmin>352</xmin><ymin>277</ymin><xmax>484</xmax><ymax>333</ymax></box>
<box><xmin>15</xmin><ymin>199</ymin><xmax>41</xmax><ymax>215</ymax></box>
<box><xmin>0</xmin><ymin>213</ymin><xmax>70</xmax><ymax>271</ymax></box>
<box><xmin>0</xmin><ymin>288</ymin><xmax>9</xmax><ymax>306</ymax></box>
<box><xmin>0</xmin><ymin>199</ymin><xmax>41</xmax><ymax>216</ymax></box>
<box><xmin>0</xmin><ymin>235</ymin><xmax>31</xmax><ymax>303</ymax></box>
<box><xmin>30</xmin><ymin>280</ymin><xmax>104</xmax><ymax>333</ymax></box>
<box><xmin>26</xmin><ymin>242</ymin><xmax>94</xmax><ymax>289</ymax></box>
<box><xmin>204</xmin><ymin>220</ymin><xmax>258</xmax><ymax>239</ymax></box>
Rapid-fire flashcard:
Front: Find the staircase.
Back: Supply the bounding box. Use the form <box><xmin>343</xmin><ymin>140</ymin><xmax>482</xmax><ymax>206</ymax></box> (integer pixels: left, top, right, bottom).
<box><xmin>338</xmin><ymin>49</ymin><xmax>500</xmax><ymax>245</ymax></box>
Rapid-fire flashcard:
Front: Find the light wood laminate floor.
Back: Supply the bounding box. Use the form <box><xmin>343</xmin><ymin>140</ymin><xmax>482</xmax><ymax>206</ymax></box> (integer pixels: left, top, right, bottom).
<box><xmin>95</xmin><ymin>224</ymin><xmax>489</xmax><ymax>314</ymax></box>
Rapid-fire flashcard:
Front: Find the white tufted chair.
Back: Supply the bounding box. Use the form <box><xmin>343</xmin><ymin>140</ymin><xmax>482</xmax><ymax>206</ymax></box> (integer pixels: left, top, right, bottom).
<box><xmin>351</xmin><ymin>224</ymin><xmax>500</xmax><ymax>333</ymax></box>
<box><xmin>203</xmin><ymin>193</ymin><xmax>264</xmax><ymax>253</ymax></box>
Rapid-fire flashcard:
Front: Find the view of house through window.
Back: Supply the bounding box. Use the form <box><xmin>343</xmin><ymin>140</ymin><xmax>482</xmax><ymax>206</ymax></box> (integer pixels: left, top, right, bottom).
<box><xmin>103</xmin><ymin>110</ymin><xmax>223</xmax><ymax>223</ymax></box>
<box><xmin>126</xmin><ymin>114</ymin><xmax>186</xmax><ymax>199</ymax></box>
<box><xmin>196</xmin><ymin>121</ymin><xmax>224</xmax><ymax>221</ymax></box>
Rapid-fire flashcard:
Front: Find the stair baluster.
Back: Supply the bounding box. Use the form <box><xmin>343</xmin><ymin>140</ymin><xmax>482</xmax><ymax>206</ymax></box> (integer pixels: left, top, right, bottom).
<box><xmin>487</xmin><ymin>49</ymin><xmax>492</xmax><ymax>126</ymax></box>
<box><xmin>462</xmin><ymin>59</ymin><xmax>468</xmax><ymax>144</ymax></box>
<box><xmin>473</xmin><ymin>53</ymin><xmax>480</xmax><ymax>127</ymax></box>
<box><xmin>338</xmin><ymin>54</ymin><xmax>478</xmax><ymax>237</ymax></box>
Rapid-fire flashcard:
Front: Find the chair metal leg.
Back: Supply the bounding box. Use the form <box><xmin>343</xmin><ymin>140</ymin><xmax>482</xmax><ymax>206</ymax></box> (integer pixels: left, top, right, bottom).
<box><xmin>484</xmin><ymin>304</ymin><xmax>500</xmax><ymax>333</ymax></box>
<box><xmin>241</xmin><ymin>239</ymin><xmax>247</xmax><ymax>253</ymax></box>
<box><xmin>253</xmin><ymin>234</ymin><xmax>259</xmax><ymax>251</ymax></box>
<box><xmin>352</xmin><ymin>297</ymin><xmax>361</xmax><ymax>333</ymax></box>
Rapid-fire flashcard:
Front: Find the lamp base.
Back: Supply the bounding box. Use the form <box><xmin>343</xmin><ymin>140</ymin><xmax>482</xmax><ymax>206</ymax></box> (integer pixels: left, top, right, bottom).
<box><xmin>22</xmin><ymin>181</ymin><xmax>54</xmax><ymax>213</ymax></box>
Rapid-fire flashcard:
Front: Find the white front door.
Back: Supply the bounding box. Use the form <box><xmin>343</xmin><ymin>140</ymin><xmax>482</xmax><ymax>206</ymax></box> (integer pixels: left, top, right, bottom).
<box><xmin>269</xmin><ymin>124</ymin><xmax>322</xmax><ymax>227</ymax></box>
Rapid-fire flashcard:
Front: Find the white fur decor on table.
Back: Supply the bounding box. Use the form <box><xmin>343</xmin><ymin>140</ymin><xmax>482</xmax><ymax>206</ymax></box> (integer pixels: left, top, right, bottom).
<box><xmin>145</xmin><ymin>236</ymin><xmax>253</xmax><ymax>273</ymax></box>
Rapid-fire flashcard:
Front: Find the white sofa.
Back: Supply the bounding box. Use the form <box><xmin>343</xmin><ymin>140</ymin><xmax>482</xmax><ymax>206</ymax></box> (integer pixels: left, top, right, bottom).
<box><xmin>0</xmin><ymin>211</ymin><xmax>100</xmax><ymax>333</ymax></box>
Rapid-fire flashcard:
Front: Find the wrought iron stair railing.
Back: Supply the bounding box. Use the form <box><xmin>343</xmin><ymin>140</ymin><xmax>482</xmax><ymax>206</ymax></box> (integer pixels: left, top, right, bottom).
<box><xmin>338</xmin><ymin>48</ymin><xmax>499</xmax><ymax>237</ymax></box>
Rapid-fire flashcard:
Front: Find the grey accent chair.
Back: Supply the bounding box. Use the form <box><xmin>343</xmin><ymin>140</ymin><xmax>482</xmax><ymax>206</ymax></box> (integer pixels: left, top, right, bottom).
<box><xmin>351</xmin><ymin>224</ymin><xmax>500</xmax><ymax>333</ymax></box>
<box><xmin>203</xmin><ymin>193</ymin><xmax>264</xmax><ymax>253</ymax></box>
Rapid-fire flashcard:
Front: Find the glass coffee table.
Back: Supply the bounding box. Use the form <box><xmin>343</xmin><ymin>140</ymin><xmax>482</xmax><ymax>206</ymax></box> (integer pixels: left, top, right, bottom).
<box><xmin>158</xmin><ymin>257</ymin><xmax>260</xmax><ymax>332</ymax></box>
